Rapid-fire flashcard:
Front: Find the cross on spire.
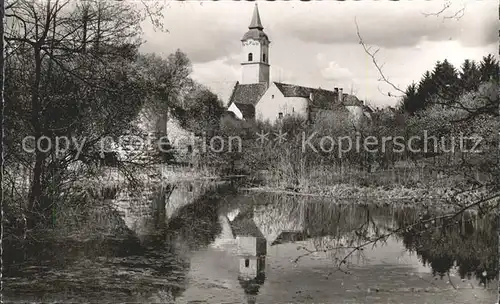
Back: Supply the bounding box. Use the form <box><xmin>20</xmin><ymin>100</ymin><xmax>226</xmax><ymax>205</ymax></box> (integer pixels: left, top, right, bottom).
<box><xmin>248</xmin><ymin>3</ymin><xmax>263</xmax><ymax>30</ymax></box>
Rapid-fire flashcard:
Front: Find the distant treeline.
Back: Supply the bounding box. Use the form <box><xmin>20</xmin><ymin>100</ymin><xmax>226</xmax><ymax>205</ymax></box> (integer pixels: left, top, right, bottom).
<box><xmin>400</xmin><ymin>54</ymin><xmax>499</xmax><ymax>114</ymax></box>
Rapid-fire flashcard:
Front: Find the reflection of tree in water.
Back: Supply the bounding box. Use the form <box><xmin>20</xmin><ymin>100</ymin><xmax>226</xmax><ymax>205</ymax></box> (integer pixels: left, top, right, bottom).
<box><xmin>5</xmin><ymin>182</ymin><xmax>242</xmax><ymax>303</ymax></box>
<box><xmin>269</xmin><ymin>198</ymin><xmax>497</xmax><ymax>285</ymax></box>
<box><xmin>394</xmin><ymin>208</ymin><xmax>498</xmax><ymax>285</ymax></box>
<box><xmin>4</xmin><ymin>212</ymin><xmax>190</xmax><ymax>303</ymax></box>
<box><xmin>134</xmin><ymin>183</ymin><xmax>239</xmax><ymax>303</ymax></box>
<box><xmin>304</xmin><ymin>202</ymin><xmax>394</xmax><ymax>237</ymax></box>
<box><xmin>253</xmin><ymin>193</ymin><xmax>395</xmax><ymax>245</ymax></box>
<box><xmin>159</xmin><ymin>183</ymin><xmax>238</xmax><ymax>250</ymax></box>
<box><xmin>300</xmin><ymin>203</ymin><xmax>388</xmax><ymax>266</ymax></box>
<box><xmin>262</xmin><ymin>197</ymin><xmax>398</xmax><ymax>266</ymax></box>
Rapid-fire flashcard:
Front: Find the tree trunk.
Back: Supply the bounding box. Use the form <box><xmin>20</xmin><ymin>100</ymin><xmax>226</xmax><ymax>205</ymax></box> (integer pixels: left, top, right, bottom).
<box><xmin>1</xmin><ymin>0</ymin><xmax>6</xmax><ymax>261</ymax></box>
<box><xmin>96</xmin><ymin>2</ymin><xmax>101</xmax><ymax>51</ymax></box>
<box><xmin>81</xmin><ymin>4</ymin><xmax>88</xmax><ymax>53</ymax></box>
<box><xmin>28</xmin><ymin>46</ymin><xmax>45</xmax><ymax>226</ymax></box>
<box><xmin>497</xmin><ymin>91</ymin><xmax>500</xmax><ymax>304</ymax></box>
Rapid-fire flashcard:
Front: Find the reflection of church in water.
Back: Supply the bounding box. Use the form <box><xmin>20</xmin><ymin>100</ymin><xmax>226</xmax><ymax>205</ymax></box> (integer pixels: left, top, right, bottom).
<box><xmin>237</xmin><ymin>236</ymin><xmax>266</xmax><ymax>304</ymax></box>
<box><xmin>221</xmin><ymin>198</ymin><xmax>308</xmax><ymax>303</ymax></box>
<box><xmin>228</xmin><ymin>208</ymin><xmax>267</xmax><ymax>304</ymax></box>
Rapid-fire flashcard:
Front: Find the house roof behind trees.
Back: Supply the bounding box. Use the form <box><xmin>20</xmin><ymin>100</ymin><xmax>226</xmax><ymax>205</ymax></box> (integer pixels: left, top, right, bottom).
<box><xmin>274</xmin><ymin>82</ymin><xmax>337</xmax><ymax>109</ymax></box>
<box><xmin>341</xmin><ymin>94</ymin><xmax>363</xmax><ymax>106</ymax></box>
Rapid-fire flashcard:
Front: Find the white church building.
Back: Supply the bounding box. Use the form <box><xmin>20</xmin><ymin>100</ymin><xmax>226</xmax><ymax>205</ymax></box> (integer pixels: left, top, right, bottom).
<box><xmin>227</xmin><ymin>4</ymin><xmax>371</xmax><ymax>125</ymax></box>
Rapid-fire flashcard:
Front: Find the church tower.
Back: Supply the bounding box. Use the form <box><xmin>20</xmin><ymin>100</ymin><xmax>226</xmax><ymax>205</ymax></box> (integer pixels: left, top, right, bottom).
<box><xmin>241</xmin><ymin>4</ymin><xmax>270</xmax><ymax>85</ymax></box>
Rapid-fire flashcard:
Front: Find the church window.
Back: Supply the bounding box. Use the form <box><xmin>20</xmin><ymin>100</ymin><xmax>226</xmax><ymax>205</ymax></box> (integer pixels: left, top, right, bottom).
<box><xmin>245</xmin><ymin>259</ymin><xmax>250</xmax><ymax>267</ymax></box>
<box><xmin>278</xmin><ymin>112</ymin><xmax>283</xmax><ymax>119</ymax></box>
<box><xmin>292</xmin><ymin>107</ymin><xmax>295</xmax><ymax>113</ymax></box>
<box><xmin>263</xmin><ymin>54</ymin><xmax>266</xmax><ymax>62</ymax></box>
<box><xmin>271</xmin><ymin>95</ymin><xmax>274</xmax><ymax>99</ymax></box>
<box><xmin>248</xmin><ymin>53</ymin><xmax>253</xmax><ymax>61</ymax></box>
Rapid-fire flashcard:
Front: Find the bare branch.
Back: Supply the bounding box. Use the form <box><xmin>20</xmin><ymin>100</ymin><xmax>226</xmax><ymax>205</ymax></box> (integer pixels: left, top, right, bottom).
<box><xmin>422</xmin><ymin>1</ymin><xmax>452</xmax><ymax>17</ymax></box>
<box><xmin>422</xmin><ymin>1</ymin><xmax>466</xmax><ymax>21</ymax></box>
<box><xmin>354</xmin><ymin>18</ymin><xmax>406</xmax><ymax>98</ymax></box>
<box><xmin>139</xmin><ymin>0</ymin><xmax>167</xmax><ymax>33</ymax></box>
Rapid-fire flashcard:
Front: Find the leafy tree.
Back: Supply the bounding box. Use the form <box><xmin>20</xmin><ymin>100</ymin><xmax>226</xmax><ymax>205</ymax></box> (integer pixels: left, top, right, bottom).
<box><xmin>133</xmin><ymin>51</ymin><xmax>225</xmax><ymax>164</ymax></box>
<box><xmin>406</xmin><ymin>79</ymin><xmax>499</xmax><ymax>186</ymax></box>
<box><xmin>172</xmin><ymin>83</ymin><xmax>225</xmax><ymax>135</ymax></box>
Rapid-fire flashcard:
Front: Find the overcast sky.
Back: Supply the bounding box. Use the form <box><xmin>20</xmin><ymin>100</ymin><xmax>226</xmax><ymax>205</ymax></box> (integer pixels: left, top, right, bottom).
<box><xmin>140</xmin><ymin>0</ymin><xmax>498</xmax><ymax>107</ymax></box>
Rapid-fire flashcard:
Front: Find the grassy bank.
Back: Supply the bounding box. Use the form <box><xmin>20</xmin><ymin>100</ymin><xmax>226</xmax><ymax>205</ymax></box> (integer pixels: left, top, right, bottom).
<box><xmin>244</xmin><ymin>164</ymin><xmax>490</xmax><ymax>206</ymax></box>
<box><xmin>242</xmin><ymin>184</ymin><xmax>489</xmax><ymax>207</ymax></box>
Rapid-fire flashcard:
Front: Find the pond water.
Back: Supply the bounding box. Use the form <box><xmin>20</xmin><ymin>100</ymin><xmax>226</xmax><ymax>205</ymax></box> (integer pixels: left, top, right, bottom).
<box><xmin>4</xmin><ymin>182</ymin><xmax>498</xmax><ymax>303</ymax></box>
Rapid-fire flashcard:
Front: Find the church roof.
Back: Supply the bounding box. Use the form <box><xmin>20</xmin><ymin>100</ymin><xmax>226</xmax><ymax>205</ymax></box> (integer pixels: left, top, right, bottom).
<box><xmin>228</xmin><ymin>81</ymin><xmax>363</xmax><ymax>120</ymax></box>
<box><xmin>342</xmin><ymin>94</ymin><xmax>363</xmax><ymax>106</ymax></box>
<box><xmin>228</xmin><ymin>82</ymin><xmax>268</xmax><ymax>119</ymax></box>
<box><xmin>242</xmin><ymin>29</ymin><xmax>269</xmax><ymax>42</ymax></box>
<box><xmin>274</xmin><ymin>82</ymin><xmax>363</xmax><ymax>109</ymax></box>
<box><xmin>274</xmin><ymin>82</ymin><xmax>340</xmax><ymax>110</ymax></box>
<box><xmin>249</xmin><ymin>4</ymin><xmax>263</xmax><ymax>30</ymax></box>
<box><xmin>229</xmin><ymin>82</ymin><xmax>268</xmax><ymax>106</ymax></box>
<box><xmin>242</xmin><ymin>4</ymin><xmax>269</xmax><ymax>41</ymax></box>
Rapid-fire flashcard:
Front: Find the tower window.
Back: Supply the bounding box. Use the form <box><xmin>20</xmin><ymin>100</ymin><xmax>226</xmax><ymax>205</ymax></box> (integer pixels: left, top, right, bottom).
<box><xmin>278</xmin><ymin>112</ymin><xmax>283</xmax><ymax>119</ymax></box>
<box><xmin>245</xmin><ymin>259</ymin><xmax>250</xmax><ymax>267</ymax></box>
<box><xmin>248</xmin><ymin>53</ymin><xmax>253</xmax><ymax>61</ymax></box>
<box><xmin>271</xmin><ymin>95</ymin><xmax>274</xmax><ymax>99</ymax></box>
<box><xmin>263</xmin><ymin>54</ymin><xmax>266</xmax><ymax>62</ymax></box>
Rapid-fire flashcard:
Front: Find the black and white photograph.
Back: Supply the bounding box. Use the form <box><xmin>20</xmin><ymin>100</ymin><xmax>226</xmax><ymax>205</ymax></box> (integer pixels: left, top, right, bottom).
<box><xmin>1</xmin><ymin>0</ymin><xmax>499</xmax><ymax>303</ymax></box>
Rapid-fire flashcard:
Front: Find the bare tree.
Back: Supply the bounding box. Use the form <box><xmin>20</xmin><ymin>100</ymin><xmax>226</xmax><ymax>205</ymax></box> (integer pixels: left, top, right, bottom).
<box><xmin>4</xmin><ymin>0</ymin><xmax>166</xmax><ymax>227</ymax></box>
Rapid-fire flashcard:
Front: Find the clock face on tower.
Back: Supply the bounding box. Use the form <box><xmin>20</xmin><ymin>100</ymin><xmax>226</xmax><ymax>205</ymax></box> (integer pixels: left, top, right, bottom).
<box><xmin>243</xmin><ymin>40</ymin><xmax>262</xmax><ymax>46</ymax></box>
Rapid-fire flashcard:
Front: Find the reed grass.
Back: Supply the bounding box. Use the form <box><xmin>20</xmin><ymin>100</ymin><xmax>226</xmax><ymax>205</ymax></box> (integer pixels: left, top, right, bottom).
<box><xmin>263</xmin><ymin>163</ymin><xmax>465</xmax><ymax>191</ymax></box>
